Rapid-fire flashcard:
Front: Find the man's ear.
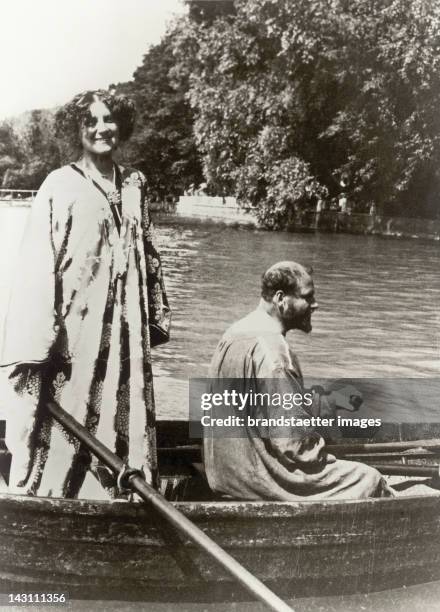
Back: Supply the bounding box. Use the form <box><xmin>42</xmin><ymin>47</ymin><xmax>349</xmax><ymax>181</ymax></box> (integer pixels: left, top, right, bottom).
<box><xmin>273</xmin><ymin>290</ymin><xmax>285</xmax><ymax>306</ymax></box>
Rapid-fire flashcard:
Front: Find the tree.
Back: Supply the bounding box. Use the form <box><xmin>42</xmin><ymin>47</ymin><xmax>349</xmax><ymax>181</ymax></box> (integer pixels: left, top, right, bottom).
<box><xmin>186</xmin><ymin>0</ymin><xmax>236</xmax><ymax>25</ymax></box>
<box><xmin>173</xmin><ymin>0</ymin><xmax>440</xmax><ymax>223</ymax></box>
<box><xmin>1</xmin><ymin>111</ymin><xmax>61</xmax><ymax>190</ymax></box>
<box><xmin>117</xmin><ymin>30</ymin><xmax>203</xmax><ymax>201</ymax></box>
<box><xmin>0</xmin><ymin>121</ymin><xmax>23</xmax><ymax>187</ymax></box>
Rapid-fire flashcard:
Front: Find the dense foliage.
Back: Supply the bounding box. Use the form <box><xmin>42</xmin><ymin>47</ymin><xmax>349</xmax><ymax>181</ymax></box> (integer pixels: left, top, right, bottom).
<box><xmin>174</xmin><ymin>0</ymin><xmax>440</xmax><ymax>224</ymax></box>
<box><xmin>116</xmin><ymin>31</ymin><xmax>203</xmax><ymax>201</ymax></box>
<box><xmin>0</xmin><ymin>111</ymin><xmax>61</xmax><ymax>190</ymax></box>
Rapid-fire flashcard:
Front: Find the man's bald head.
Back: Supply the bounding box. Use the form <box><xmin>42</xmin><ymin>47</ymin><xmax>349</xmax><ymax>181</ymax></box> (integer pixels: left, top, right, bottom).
<box><xmin>261</xmin><ymin>261</ymin><xmax>312</xmax><ymax>302</ymax></box>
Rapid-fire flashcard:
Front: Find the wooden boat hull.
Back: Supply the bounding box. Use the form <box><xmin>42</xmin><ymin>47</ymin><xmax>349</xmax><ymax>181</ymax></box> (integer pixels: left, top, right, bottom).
<box><xmin>1</xmin><ymin>420</ymin><xmax>440</xmax><ymax>601</ymax></box>
<box><xmin>1</xmin><ymin>493</ymin><xmax>440</xmax><ymax>601</ymax></box>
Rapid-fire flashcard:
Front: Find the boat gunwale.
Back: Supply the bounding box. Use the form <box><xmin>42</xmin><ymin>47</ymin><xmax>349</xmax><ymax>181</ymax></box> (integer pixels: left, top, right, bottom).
<box><xmin>1</xmin><ymin>491</ymin><xmax>440</xmax><ymax>520</ymax></box>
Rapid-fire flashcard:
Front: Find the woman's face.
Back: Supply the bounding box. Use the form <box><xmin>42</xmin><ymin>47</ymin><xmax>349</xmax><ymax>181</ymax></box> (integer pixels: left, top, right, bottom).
<box><xmin>80</xmin><ymin>100</ymin><xmax>119</xmax><ymax>157</ymax></box>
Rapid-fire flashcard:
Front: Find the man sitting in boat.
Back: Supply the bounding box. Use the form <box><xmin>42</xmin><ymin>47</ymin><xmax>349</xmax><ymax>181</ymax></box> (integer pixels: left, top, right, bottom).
<box><xmin>203</xmin><ymin>261</ymin><xmax>393</xmax><ymax>500</ymax></box>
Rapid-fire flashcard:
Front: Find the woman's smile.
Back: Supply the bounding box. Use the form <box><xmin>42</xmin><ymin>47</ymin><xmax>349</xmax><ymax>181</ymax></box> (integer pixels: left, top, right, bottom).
<box><xmin>81</xmin><ymin>99</ymin><xmax>119</xmax><ymax>156</ymax></box>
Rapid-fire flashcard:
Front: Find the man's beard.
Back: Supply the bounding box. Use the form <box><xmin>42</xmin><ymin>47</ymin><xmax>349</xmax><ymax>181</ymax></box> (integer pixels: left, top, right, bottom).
<box><xmin>296</xmin><ymin>311</ymin><xmax>312</xmax><ymax>333</ymax></box>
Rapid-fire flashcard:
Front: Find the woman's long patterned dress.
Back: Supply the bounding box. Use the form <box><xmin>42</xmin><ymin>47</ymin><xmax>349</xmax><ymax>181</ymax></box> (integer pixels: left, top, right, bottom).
<box><xmin>0</xmin><ymin>164</ymin><xmax>170</xmax><ymax>498</ymax></box>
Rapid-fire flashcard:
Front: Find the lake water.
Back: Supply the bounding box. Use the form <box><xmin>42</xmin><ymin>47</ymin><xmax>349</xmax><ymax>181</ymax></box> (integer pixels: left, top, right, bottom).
<box><xmin>152</xmin><ymin>217</ymin><xmax>440</xmax><ymax>421</ymax></box>
<box><xmin>0</xmin><ymin>207</ymin><xmax>439</xmax><ymax>421</ymax></box>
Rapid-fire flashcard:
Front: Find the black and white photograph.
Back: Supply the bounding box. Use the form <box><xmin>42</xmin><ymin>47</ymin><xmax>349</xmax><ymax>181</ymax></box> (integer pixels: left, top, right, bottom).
<box><xmin>0</xmin><ymin>1</ymin><xmax>439</xmax><ymax>611</ymax></box>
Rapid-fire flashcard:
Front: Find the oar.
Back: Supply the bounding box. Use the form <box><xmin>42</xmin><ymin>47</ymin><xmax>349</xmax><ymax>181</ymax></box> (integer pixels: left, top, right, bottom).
<box><xmin>339</xmin><ymin>450</ymin><xmax>440</xmax><ymax>461</ymax></box>
<box><xmin>158</xmin><ymin>446</ymin><xmax>440</xmax><ymax>463</ymax></box>
<box><xmin>327</xmin><ymin>438</ymin><xmax>440</xmax><ymax>456</ymax></box>
<box><xmin>368</xmin><ymin>463</ymin><xmax>439</xmax><ymax>478</ymax></box>
<box><xmin>46</xmin><ymin>400</ymin><xmax>294</xmax><ymax>612</ymax></box>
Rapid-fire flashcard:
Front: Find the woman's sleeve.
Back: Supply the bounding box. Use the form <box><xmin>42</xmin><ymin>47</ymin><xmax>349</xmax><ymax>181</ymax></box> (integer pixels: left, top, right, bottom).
<box><xmin>1</xmin><ymin>175</ymin><xmax>57</xmax><ymax>370</ymax></box>
<box><xmin>139</xmin><ymin>174</ymin><xmax>171</xmax><ymax>347</ymax></box>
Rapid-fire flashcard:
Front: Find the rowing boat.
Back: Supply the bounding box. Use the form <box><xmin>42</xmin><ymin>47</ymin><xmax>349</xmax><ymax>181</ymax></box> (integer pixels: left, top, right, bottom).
<box><xmin>0</xmin><ymin>420</ymin><xmax>439</xmax><ymax>602</ymax></box>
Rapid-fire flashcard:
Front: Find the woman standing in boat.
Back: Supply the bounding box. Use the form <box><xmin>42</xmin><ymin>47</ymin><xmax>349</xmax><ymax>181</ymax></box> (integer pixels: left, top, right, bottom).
<box><xmin>0</xmin><ymin>90</ymin><xmax>170</xmax><ymax>498</ymax></box>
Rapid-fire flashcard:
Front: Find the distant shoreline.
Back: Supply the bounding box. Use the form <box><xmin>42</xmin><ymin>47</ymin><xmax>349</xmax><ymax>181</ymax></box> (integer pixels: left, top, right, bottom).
<box><xmin>2</xmin><ymin>198</ymin><xmax>439</xmax><ymax>242</ymax></box>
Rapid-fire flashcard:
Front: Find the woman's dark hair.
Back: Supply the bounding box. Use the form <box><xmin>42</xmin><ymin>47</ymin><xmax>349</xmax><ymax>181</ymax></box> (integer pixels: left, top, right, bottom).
<box><xmin>55</xmin><ymin>89</ymin><xmax>136</xmax><ymax>148</ymax></box>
